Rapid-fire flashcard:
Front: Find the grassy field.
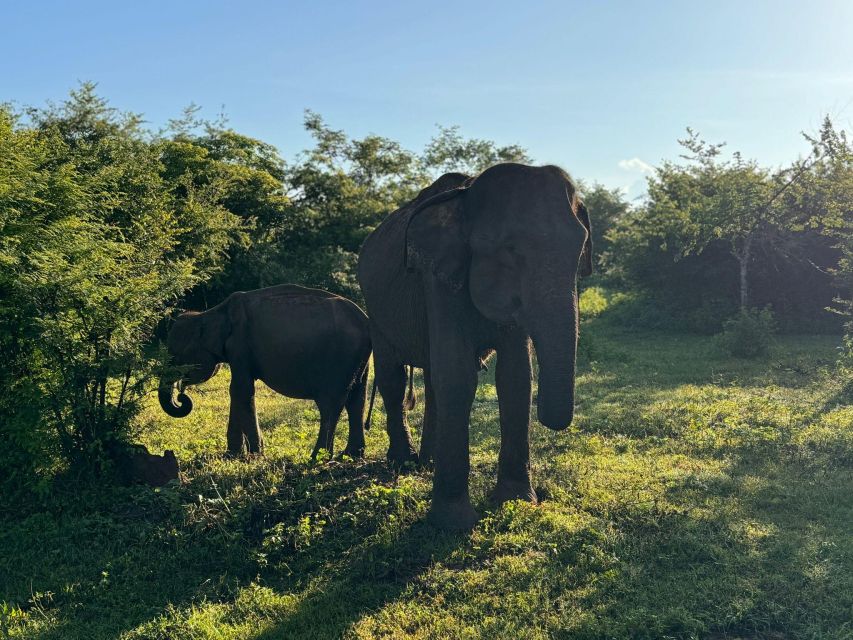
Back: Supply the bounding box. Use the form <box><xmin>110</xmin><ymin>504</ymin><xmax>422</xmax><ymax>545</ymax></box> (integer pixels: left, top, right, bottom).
<box><xmin>2</xmin><ymin>312</ymin><xmax>852</xmax><ymax>639</ymax></box>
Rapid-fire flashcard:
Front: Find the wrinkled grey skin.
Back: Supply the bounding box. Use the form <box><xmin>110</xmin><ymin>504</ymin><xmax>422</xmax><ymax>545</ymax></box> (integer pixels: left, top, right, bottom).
<box><xmin>358</xmin><ymin>163</ymin><xmax>592</xmax><ymax>529</ymax></box>
<box><xmin>159</xmin><ymin>284</ymin><xmax>372</xmax><ymax>459</ymax></box>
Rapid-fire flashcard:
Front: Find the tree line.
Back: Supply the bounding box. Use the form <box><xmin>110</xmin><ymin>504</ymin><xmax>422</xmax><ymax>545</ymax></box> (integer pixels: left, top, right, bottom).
<box><xmin>1</xmin><ymin>84</ymin><xmax>850</xmax><ymax>497</ymax></box>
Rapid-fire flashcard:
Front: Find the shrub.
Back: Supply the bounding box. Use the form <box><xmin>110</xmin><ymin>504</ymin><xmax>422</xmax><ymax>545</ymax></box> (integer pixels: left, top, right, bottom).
<box><xmin>0</xmin><ymin>88</ymin><xmax>240</xmax><ymax>495</ymax></box>
<box><xmin>686</xmin><ymin>298</ymin><xmax>738</xmax><ymax>335</ymax></box>
<box><xmin>579</xmin><ymin>286</ymin><xmax>609</xmax><ymax>318</ymax></box>
<box><xmin>717</xmin><ymin>308</ymin><xmax>777</xmax><ymax>358</ymax></box>
<box><xmin>601</xmin><ymin>292</ymin><xmax>683</xmax><ymax>332</ymax></box>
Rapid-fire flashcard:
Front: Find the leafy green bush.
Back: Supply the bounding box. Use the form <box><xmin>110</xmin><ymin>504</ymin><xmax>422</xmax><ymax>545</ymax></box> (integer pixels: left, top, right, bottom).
<box><xmin>0</xmin><ymin>87</ymin><xmax>241</xmax><ymax>495</ymax></box>
<box><xmin>605</xmin><ymin>121</ymin><xmax>849</xmax><ymax>335</ymax></box>
<box><xmin>718</xmin><ymin>308</ymin><xmax>777</xmax><ymax>358</ymax></box>
<box><xmin>686</xmin><ymin>297</ymin><xmax>738</xmax><ymax>335</ymax></box>
<box><xmin>600</xmin><ymin>292</ymin><xmax>683</xmax><ymax>332</ymax></box>
<box><xmin>579</xmin><ymin>286</ymin><xmax>609</xmax><ymax>318</ymax></box>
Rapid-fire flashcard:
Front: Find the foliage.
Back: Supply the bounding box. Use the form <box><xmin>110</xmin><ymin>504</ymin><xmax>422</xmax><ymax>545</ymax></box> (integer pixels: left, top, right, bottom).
<box><xmin>158</xmin><ymin>105</ymin><xmax>290</xmax><ymax>308</ymax></box>
<box><xmin>578</xmin><ymin>286</ymin><xmax>609</xmax><ymax>319</ymax></box>
<box><xmin>576</xmin><ymin>181</ymin><xmax>631</xmax><ymax>273</ymax></box>
<box><xmin>0</xmin><ymin>86</ymin><xmax>242</xmax><ymax>492</ymax></box>
<box><xmin>2</xmin><ymin>326</ymin><xmax>850</xmax><ymax>638</ymax></box>
<box><xmin>271</xmin><ymin>111</ymin><xmax>428</xmax><ymax>299</ymax></box>
<box><xmin>0</xmin><ymin>86</ymin><xmax>538</xmax><ymax>494</ymax></box>
<box><xmin>165</xmin><ymin>112</ymin><xmax>534</xmax><ymax>304</ymax></box>
<box><xmin>607</xmin><ymin>124</ymin><xmax>847</xmax><ymax>333</ymax></box>
<box><xmin>718</xmin><ymin>307</ymin><xmax>777</xmax><ymax>358</ymax></box>
<box><xmin>791</xmin><ymin>120</ymin><xmax>853</xmax><ymax>345</ymax></box>
<box><xmin>685</xmin><ymin>297</ymin><xmax>739</xmax><ymax>335</ymax></box>
<box><xmin>422</xmin><ymin>125</ymin><xmax>531</xmax><ymax>175</ymax></box>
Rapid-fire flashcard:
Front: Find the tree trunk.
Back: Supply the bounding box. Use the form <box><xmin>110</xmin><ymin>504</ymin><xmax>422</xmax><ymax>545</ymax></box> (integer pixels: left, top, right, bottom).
<box><xmin>737</xmin><ymin>234</ymin><xmax>752</xmax><ymax>311</ymax></box>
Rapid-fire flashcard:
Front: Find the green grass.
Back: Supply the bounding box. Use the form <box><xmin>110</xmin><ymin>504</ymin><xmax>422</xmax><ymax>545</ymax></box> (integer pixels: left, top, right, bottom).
<box><xmin>2</xmin><ymin>317</ymin><xmax>852</xmax><ymax>639</ymax></box>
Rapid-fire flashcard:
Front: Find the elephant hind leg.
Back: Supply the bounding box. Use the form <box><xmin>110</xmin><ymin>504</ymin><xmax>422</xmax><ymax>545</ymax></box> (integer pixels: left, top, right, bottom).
<box><xmin>418</xmin><ymin>368</ymin><xmax>437</xmax><ymax>466</ymax></box>
<box><xmin>312</xmin><ymin>398</ymin><xmax>345</xmax><ymax>461</ymax></box>
<box><xmin>342</xmin><ymin>363</ymin><xmax>369</xmax><ymax>459</ymax></box>
<box><xmin>372</xmin><ymin>339</ymin><xmax>418</xmax><ymax>466</ymax></box>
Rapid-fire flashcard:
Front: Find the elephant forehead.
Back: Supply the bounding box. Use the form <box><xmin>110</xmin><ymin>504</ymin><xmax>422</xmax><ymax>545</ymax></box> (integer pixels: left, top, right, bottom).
<box><xmin>168</xmin><ymin>320</ymin><xmax>198</xmax><ymax>347</ymax></box>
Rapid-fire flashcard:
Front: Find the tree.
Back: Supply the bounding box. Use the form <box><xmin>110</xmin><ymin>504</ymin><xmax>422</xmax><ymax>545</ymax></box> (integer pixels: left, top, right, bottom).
<box><xmin>576</xmin><ymin>181</ymin><xmax>631</xmax><ymax>273</ymax></box>
<box><xmin>658</xmin><ymin>130</ymin><xmax>777</xmax><ymax>310</ymax></box>
<box><xmin>274</xmin><ymin>113</ymin><xmax>533</xmax><ymax>300</ymax></box>
<box><xmin>423</xmin><ymin>125</ymin><xmax>531</xmax><ymax>175</ymax></box>
<box><xmin>788</xmin><ymin>119</ymin><xmax>853</xmax><ymax>336</ymax></box>
<box><xmin>158</xmin><ymin>112</ymin><xmax>291</xmax><ymax>307</ymax></box>
<box><xmin>607</xmin><ymin>126</ymin><xmax>844</xmax><ymax>332</ymax></box>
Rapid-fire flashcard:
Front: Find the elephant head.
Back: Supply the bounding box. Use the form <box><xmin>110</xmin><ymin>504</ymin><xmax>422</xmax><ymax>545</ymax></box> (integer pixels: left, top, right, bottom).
<box><xmin>158</xmin><ymin>309</ymin><xmax>227</xmax><ymax>418</ymax></box>
<box><xmin>407</xmin><ymin>163</ymin><xmax>592</xmax><ymax>430</ymax></box>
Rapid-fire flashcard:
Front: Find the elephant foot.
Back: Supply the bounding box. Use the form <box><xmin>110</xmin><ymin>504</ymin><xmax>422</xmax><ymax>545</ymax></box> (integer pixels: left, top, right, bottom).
<box><xmin>340</xmin><ymin>446</ymin><xmax>365</xmax><ymax>460</ymax></box>
<box><xmin>490</xmin><ymin>479</ymin><xmax>538</xmax><ymax>506</ymax></box>
<box><xmin>310</xmin><ymin>447</ymin><xmax>333</xmax><ymax>462</ymax></box>
<box><xmin>428</xmin><ymin>496</ymin><xmax>480</xmax><ymax>531</ymax></box>
<box><xmin>418</xmin><ymin>445</ymin><xmax>434</xmax><ymax>468</ymax></box>
<box><xmin>386</xmin><ymin>445</ymin><xmax>419</xmax><ymax>469</ymax></box>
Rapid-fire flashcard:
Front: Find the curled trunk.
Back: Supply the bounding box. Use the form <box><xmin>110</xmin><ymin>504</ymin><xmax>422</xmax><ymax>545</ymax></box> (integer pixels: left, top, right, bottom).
<box><xmin>158</xmin><ymin>378</ymin><xmax>193</xmax><ymax>418</ymax></box>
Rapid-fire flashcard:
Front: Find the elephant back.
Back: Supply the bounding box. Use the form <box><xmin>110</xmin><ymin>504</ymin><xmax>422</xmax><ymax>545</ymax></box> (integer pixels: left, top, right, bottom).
<box><xmin>357</xmin><ymin>172</ymin><xmax>470</xmax><ymax>365</ymax></box>
<box><xmin>359</xmin><ymin>172</ymin><xmax>470</xmax><ymax>271</ymax></box>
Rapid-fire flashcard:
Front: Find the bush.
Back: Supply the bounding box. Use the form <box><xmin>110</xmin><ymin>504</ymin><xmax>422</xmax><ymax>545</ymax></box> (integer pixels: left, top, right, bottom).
<box><xmin>686</xmin><ymin>298</ymin><xmax>738</xmax><ymax>335</ymax></box>
<box><xmin>579</xmin><ymin>286</ymin><xmax>609</xmax><ymax>318</ymax></box>
<box><xmin>601</xmin><ymin>292</ymin><xmax>684</xmax><ymax>332</ymax></box>
<box><xmin>718</xmin><ymin>308</ymin><xmax>777</xmax><ymax>358</ymax></box>
<box><xmin>0</xmin><ymin>88</ymin><xmax>240</xmax><ymax>495</ymax></box>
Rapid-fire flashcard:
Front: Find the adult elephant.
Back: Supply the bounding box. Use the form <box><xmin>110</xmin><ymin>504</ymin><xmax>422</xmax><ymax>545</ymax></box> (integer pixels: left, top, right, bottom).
<box><xmin>358</xmin><ymin>164</ymin><xmax>592</xmax><ymax>529</ymax></box>
<box><xmin>158</xmin><ymin>284</ymin><xmax>372</xmax><ymax>459</ymax></box>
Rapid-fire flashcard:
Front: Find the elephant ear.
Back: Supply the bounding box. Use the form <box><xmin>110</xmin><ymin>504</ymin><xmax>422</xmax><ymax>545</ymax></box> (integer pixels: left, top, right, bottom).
<box><xmin>406</xmin><ymin>190</ymin><xmax>469</xmax><ymax>292</ymax></box>
<box><xmin>576</xmin><ymin>201</ymin><xmax>593</xmax><ymax>277</ymax></box>
<box><xmin>198</xmin><ymin>302</ymin><xmax>232</xmax><ymax>361</ymax></box>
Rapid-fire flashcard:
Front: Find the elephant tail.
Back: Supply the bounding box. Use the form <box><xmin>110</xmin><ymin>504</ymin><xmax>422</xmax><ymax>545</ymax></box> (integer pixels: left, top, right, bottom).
<box><xmin>404</xmin><ymin>366</ymin><xmax>416</xmax><ymax>411</ymax></box>
<box><xmin>364</xmin><ymin>369</ymin><xmax>378</xmax><ymax>432</ymax></box>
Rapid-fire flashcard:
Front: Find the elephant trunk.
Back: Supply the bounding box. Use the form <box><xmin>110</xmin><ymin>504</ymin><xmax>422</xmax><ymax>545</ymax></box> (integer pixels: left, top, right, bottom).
<box><xmin>158</xmin><ymin>377</ymin><xmax>193</xmax><ymax>418</ymax></box>
<box><xmin>527</xmin><ymin>286</ymin><xmax>579</xmax><ymax>431</ymax></box>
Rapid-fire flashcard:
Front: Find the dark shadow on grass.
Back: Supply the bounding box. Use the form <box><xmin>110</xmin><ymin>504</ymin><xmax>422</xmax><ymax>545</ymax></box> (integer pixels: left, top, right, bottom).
<box><xmin>3</xmin><ymin>453</ymin><xmax>456</xmax><ymax>640</ymax></box>
<box><xmin>250</xmin><ymin>520</ymin><xmax>463</xmax><ymax>639</ymax></box>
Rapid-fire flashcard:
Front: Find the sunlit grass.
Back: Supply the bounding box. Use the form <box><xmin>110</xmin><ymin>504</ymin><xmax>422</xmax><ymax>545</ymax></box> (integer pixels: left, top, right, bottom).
<box><xmin>2</xmin><ymin>321</ymin><xmax>851</xmax><ymax>639</ymax></box>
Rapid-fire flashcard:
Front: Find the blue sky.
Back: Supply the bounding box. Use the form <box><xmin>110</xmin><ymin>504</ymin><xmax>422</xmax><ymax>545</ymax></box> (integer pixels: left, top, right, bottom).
<box><xmin>2</xmin><ymin>0</ymin><xmax>851</xmax><ymax>198</ymax></box>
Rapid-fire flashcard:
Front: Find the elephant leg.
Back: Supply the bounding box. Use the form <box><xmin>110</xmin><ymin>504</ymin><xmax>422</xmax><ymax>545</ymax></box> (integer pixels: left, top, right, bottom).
<box><xmin>373</xmin><ymin>337</ymin><xmax>418</xmax><ymax>465</ymax></box>
<box><xmin>424</xmin><ymin>288</ymin><xmax>479</xmax><ymax>529</ymax></box>
<box><xmin>342</xmin><ymin>365</ymin><xmax>368</xmax><ymax>459</ymax></box>
<box><xmin>227</xmin><ymin>367</ymin><xmax>260</xmax><ymax>456</ymax></box>
<box><xmin>418</xmin><ymin>368</ymin><xmax>437</xmax><ymax>466</ymax></box>
<box><xmin>492</xmin><ymin>329</ymin><xmax>537</xmax><ymax>505</ymax></box>
<box><xmin>226</xmin><ymin>419</ymin><xmax>244</xmax><ymax>456</ymax></box>
<box><xmin>312</xmin><ymin>397</ymin><xmax>345</xmax><ymax>460</ymax></box>
<box><xmin>428</xmin><ymin>358</ymin><xmax>478</xmax><ymax>530</ymax></box>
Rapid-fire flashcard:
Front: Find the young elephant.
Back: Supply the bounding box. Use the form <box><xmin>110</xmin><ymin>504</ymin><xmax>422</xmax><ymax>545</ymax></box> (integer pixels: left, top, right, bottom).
<box><xmin>158</xmin><ymin>284</ymin><xmax>372</xmax><ymax>458</ymax></box>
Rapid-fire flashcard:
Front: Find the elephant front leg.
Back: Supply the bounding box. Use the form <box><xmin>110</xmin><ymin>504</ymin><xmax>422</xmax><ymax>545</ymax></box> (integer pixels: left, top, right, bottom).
<box><xmin>492</xmin><ymin>328</ymin><xmax>537</xmax><ymax>505</ymax></box>
<box><xmin>429</xmin><ymin>361</ymin><xmax>479</xmax><ymax>530</ymax></box>
<box><xmin>228</xmin><ymin>368</ymin><xmax>262</xmax><ymax>456</ymax></box>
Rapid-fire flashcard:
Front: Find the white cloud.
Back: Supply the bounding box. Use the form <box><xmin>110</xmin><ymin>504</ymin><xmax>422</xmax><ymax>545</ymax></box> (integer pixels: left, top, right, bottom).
<box><xmin>618</xmin><ymin>157</ymin><xmax>654</xmax><ymax>174</ymax></box>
